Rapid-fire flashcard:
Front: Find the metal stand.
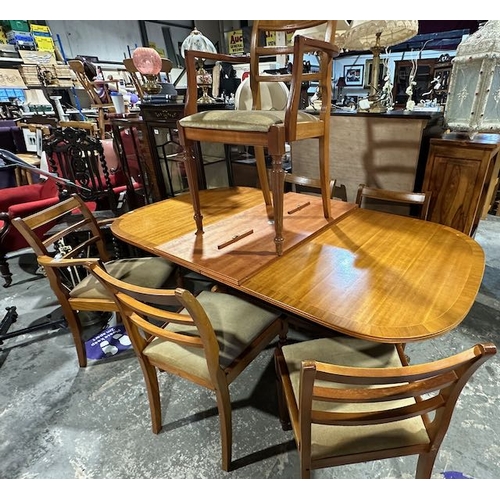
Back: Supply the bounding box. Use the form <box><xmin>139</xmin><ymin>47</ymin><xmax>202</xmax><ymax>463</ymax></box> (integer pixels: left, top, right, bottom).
<box><xmin>0</xmin><ymin>306</ymin><xmax>67</xmax><ymax>346</ymax></box>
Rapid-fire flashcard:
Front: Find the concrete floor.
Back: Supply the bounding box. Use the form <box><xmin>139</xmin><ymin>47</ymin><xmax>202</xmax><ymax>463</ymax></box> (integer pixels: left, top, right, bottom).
<box><xmin>0</xmin><ymin>215</ymin><xmax>499</xmax><ymax>485</ymax></box>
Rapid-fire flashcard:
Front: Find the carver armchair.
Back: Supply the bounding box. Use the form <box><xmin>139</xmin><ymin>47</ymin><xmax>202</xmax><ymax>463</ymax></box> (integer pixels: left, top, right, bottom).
<box><xmin>275</xmin><ymin>336</ymin><xmax>496</xmax><ymax>478</ymax></box>
<box><xmin>11</xmin><ymin>194</ymin><xmax>176</xmax><ymax>367</ymax></box>
<box><xmin>177</xmin><ymin>21</ymin><xmax>340</xmax><ymax>256</ymax></box>
<box><xmin>84</xmin><ymin>259</ymin><xmax>288</xmax><ymax>472</ymax></box>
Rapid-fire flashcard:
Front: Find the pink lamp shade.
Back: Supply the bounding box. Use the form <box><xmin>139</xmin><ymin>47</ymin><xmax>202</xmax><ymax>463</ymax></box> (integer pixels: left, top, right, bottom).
<box><xmin>132</xmin><ymin>47</ymin><xmax>162</xmax><ymax>75</ymax></box>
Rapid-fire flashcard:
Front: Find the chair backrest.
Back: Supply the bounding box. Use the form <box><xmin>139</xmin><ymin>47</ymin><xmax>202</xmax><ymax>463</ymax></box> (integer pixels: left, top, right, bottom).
<box><xmin>182</xmin><ymin>20</ymin><xmax>339</xmax><ymax>140</ymax></box>
<box><xmin>11</xmin><ymin>194</ymin><xmax>111</xmax><ymax>302</ymax></box>
<box><xmin>355</xmin><ymin>184</ymin><xmax>431</xmax><ymax>220</ymax></box>
<box><xmin>249</xmin><ymin>21</ymin><xmax>339</xmax><ymax>141</ymax></box>
<box><xmin>285</xmin><ymin>173</ymin><xmax>336</xmax><ymax>198</ymax></box>
<box><xmin>58</xmin><ymin>120</ymin><xmax>99</xmax><ymax>136</ymax></box>
<box><xmin>295</xmin><ymin>342</ymin><xmax>496</xmax><ymax>473</ymax></box>
<box><xmin>43</xmin><ymin>126</ymin><xmax>118</xmax><ymax>212</ymax></box>
<box><xmin>123</xmin><ymin>58</ymin><xmax>145</xmax><ymax>100</ymax></box>
<box><xmin>84</xmin><ymin>260</ymin><xmax>222</xmax><ymax>378</ymax></box>
<box><xmin>68</xmin><ymin>59</ymin><xmax>111</xmax><ymax>106</ymax></box>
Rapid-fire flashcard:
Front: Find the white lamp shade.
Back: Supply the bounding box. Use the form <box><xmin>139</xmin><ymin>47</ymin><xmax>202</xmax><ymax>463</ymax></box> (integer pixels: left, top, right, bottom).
<box><xmin>341</xmin><ymin>20</ymin><xmax>418</xmax><ymax>50</ymax></box>
<box><xmin>445</xmin><ymin>20</ymin><xmax>500</xmax><ymax>135</ymax></box>
<box><xmin>181</xmin><ymin>28</ymin><xmax>217</xmax><ymax>58</ymax></box>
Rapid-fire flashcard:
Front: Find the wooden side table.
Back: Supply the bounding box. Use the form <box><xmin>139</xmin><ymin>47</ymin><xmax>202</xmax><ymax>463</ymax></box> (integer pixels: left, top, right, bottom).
<box><xmin>422</xmin><ymin>132</ymin><xmax>500</xmax><ymax>236</ymax></box>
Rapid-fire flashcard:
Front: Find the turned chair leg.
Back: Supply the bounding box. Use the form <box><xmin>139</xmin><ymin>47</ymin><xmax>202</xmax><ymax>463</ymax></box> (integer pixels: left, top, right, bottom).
<box><xmin>0</xmin><ymin>254</ymin><xmax>12</xmax><ymax>288</ymax></box>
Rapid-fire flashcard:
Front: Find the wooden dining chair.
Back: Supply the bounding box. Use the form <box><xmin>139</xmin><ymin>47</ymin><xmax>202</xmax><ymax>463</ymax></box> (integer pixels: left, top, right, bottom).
<box><xmin>355</xmin><ymin>184</ymin><xmax>431</xmax><ymax>220</ymax></box>
<box><xmin>43</xmin><ymin>125</ymin><xmax>142</xmax><ymax>214</ymax></box>
<box><xmin>285</xmin><ymin>173</ymin><xmax>347</xmax><ymax>201</ymax></box>
<box><xmin>177</xmin><ymin>21</ymin><xmax>341</xmax><ymax>256</ymax></box>
<box><xmin>11</xmin><ymin>194</ymin><xmax>176</xmax><ymax>368</ymax></box>
<box><xmin>83</xmin><ymin>260</ymin><xmax>288</xmax><ymax>472</ymax></box>
<box><xmin>274</xmin><ymin>336</ymin><xmax>496</xmax><ymax>478</ymax></box>
<box><xmin>68</xmin><ymin>59</ymin><xmax>115</xmax><ymax>139</ymax></box>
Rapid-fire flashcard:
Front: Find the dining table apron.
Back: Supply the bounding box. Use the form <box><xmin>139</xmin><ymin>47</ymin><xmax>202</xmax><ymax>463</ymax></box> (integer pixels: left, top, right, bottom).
<box><xmin>110</xmin><ymin>186</ymin><xmax>485</xmax><ymax>344</ymax></box>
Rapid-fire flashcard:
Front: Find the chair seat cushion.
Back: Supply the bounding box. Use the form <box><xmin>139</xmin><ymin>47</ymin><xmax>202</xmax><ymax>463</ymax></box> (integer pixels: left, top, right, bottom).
<box><xmin>143</xmin><ymin>290</ymin><xmax>281</xmax><ymax>382</ymax></box>
<box><xmin>179</xmin><ymin>110</ymin><xmax>319</xmax><ymax>133</ymax></box>
<box><xmin>281</xmin><ymin>337</ymin><xmax>430</xmax><ymax>460</ymax></box>
<box><xmin>69</xmin><ymin>257</ymin><xmax>175</xmax><ymax>299</ymax></box>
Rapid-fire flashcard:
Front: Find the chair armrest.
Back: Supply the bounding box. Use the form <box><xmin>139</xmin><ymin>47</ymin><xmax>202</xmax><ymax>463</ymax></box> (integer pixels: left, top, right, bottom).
<box><xmin>97</xmin><ymin>218</ymin><xmax>117</xmax><ymax>228</ymax></box>
<box><xmin>184</xmin><ymin>50</ymin><xmax>250</xmax><ymax>116</ymax></box>
<box><xmin>37</xmin><ymin>255</ymin><xmax>102</xmax><ymax>268</ymax></box>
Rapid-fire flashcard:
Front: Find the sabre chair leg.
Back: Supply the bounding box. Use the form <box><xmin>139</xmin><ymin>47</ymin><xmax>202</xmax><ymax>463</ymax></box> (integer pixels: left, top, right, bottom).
<box><xmin>215</xmin><ymin>381</ymin><xmax>233</xmax><ymax>472</ymax></box>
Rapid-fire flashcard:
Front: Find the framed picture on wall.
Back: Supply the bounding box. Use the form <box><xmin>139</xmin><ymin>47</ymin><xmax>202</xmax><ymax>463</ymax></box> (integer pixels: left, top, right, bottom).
<box><xmin>364</xmin><ymin>59</ymin><xmax>386</xmax><ymax>90</ymax></box>
<box><xmin>343</xmin><ymin>65</ymin><xmax>364</xmax><ymax>86</ymax></box>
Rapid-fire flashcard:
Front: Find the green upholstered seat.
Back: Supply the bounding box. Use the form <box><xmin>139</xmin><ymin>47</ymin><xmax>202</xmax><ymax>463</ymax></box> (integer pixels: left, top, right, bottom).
<box><xmin>281</xmin><ymin>337</ymin><xmax>430</xmax><ymax>461</ymax></box>
<box><xmin>70</xmin><ymin>257</ymin><xmax>175</xmax><ymax>299</ymax></box>
<box><xmin>143</xmin><ymin>290</ymin><xmax>281</xmax><ymax>382</ymax></box>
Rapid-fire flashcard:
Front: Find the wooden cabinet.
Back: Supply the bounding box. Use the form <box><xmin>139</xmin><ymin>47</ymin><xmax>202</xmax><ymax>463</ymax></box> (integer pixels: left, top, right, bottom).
<box><xmin>139</xmin><ymin>102</ymin><xmax>230</xmax><ymax>200</ymax></box>
<box><xmin>422</xmin><ymin>133</ymin><xmax>500</xmax><ymax>236</ymax></box>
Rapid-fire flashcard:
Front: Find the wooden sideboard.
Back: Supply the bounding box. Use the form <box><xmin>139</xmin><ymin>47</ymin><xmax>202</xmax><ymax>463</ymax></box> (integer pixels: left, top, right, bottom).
<box><xmin>422</xmin><ymin>132</ymin><xmax>500</xmax><ymax>236</ymax></box>
<box><xmin>291</xmin><ymin>110</ymin><xmax>441</xmax><ymax>202</ymax></box>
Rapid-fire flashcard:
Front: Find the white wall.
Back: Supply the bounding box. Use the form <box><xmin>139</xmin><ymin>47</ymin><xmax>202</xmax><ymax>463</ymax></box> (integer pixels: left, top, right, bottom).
<box><xmin>47</xmin><ymin>20</ymin><xmax>143</xmax><ymax>62</ymax></box>
<box><xmin>47</xmin><ymin>20</ymin><xmax>225</xmax><ymax>66</ymax></box>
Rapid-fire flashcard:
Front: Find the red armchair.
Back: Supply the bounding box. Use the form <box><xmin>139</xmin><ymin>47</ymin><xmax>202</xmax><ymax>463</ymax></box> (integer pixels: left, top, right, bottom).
<box><xmin>0</xmin><ymin>177</ymin><xmax>60</xmax><ymax>287</ymax></box>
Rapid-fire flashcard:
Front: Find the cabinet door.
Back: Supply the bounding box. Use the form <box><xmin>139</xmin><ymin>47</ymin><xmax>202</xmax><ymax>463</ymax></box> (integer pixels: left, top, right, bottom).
<box><xmin>423</xmin><ymin>141</ymin><xmax>496</xmax><ymax>235</ymax></box>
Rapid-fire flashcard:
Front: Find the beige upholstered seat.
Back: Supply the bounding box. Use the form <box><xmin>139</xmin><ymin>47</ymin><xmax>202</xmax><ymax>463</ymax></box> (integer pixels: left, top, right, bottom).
<box><xmin>84</xmin><ymin>260</ymin><xmax>288</xmax><ymax>472</ymax></box>
<box><xmin>275</xmin><ymin>336</ymin><xmax>496</xmax><ymax>478</ymax></box>
<box><xmin>12</xmin><ymin>194</ymin><xmax>176</xmax><ymax>368</ymax></box>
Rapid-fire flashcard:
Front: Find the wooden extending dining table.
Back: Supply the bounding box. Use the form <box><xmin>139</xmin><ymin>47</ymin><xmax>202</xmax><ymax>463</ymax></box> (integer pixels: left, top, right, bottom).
<box><xmin>111</xmin><ymin>186</ymin><xmax>485</xmax><ymax>344</ymax></box>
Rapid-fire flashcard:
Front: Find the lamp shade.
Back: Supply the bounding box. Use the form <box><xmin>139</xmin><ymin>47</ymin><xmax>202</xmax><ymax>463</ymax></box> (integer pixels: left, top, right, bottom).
<box><xmin>445</xmin><ymin>20</ymin><xmax>500</xmax><ymax>136</ymax></box>
<box><xmin>181</xmin><ymin>27</ymin><xmax>217</xmax><ymax>58</ymax></box>
<box><xmin>132</xmin><ymin>47</ymin><xmax>162</xmax><ymax>75</ymax></box>
<box><xmin>291</xmin><ymin>20</ymin><xmax>351</xmax><ymax>44</ymax></box>
<box><xmin>341</xmin><ymin>20</ymin><xmax>418</xmax><ymax>50</ymax></box>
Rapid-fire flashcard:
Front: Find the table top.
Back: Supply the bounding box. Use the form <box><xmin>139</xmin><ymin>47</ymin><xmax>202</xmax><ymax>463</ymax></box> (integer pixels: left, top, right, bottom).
<box><xmin>111</xmin><ymin>187</ymin><xmax>485</xmax><ymax>343</ymax></box>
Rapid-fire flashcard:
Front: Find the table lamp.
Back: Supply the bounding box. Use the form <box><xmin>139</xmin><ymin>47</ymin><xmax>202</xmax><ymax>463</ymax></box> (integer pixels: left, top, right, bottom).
<box><xmin>445</xmin><ymin>20</ymin><xmax>500</xmax><ymax>138</ymax></box>
<box><xmin>181</xmin><ymin>27</ymin><xmax>218</xmax><ymax>103</ymax></box>
<box><xmin>132</xmin><ymin>47</ymin><xmax>163</xmax><ymax>95</ymax></box>
<box><xmin>341</xmin><ymin>20</ymin><xmax>418</xmax><ymax>111</ymax></box>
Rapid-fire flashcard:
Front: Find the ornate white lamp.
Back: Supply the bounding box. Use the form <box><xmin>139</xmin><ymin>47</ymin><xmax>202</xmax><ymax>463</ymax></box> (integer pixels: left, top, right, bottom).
<box><xmin>341</xmin><ymin>20</ymin><xmax>419</xmax><ymax>112</ymax></box>
<box><xmin>445</xmin><ymin>20</ymin><xmax>500</xmax><ymax>138</ymax></box>
<box><xmin>181</xmin><ymin>27</ymin><xmax>218</xmax><ymax>103</ymax></box>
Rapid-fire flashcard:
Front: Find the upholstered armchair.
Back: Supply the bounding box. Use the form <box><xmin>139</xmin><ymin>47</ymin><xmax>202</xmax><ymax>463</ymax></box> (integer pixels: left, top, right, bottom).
<box><xmin>0</xmin><ymin>177</ymin><xmax>60</xmax><ymax>287</ymax></box>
